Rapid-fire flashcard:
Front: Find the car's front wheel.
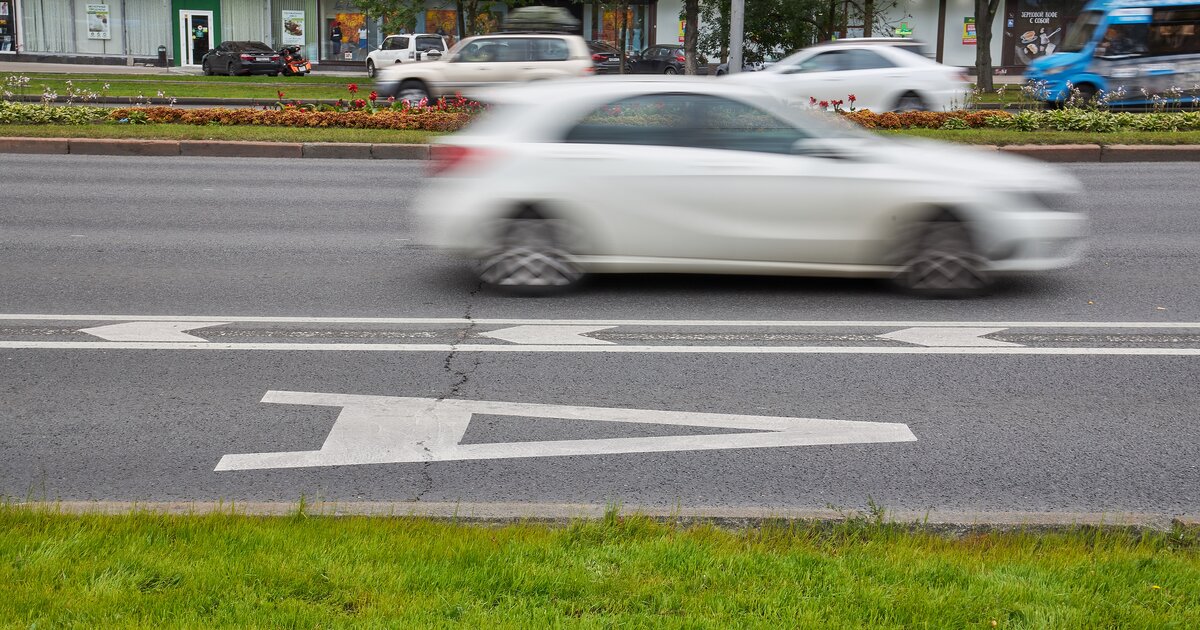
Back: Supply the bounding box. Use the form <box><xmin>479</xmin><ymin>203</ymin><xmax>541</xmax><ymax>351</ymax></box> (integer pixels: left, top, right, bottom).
<box><xmin>476</xmin><ymin>214</ymin><xmax>583</xmax><ymax>295</ymax></box>
<box><xmin>894</xmin><ymin>91</ymin><xmax>926</xmax><ymax>112</ymax></box>
<box><xmin>397</xmin><ymin>80</ymin><xmax>429</xmax><ymax>105</ymax></box>
<box><xmin>366</xmin><ymin>60</ymin><xmax>376</xmax><ymax>78</ymax></box>
<box><xmin>892</xmin><ymin>218</ymin><xmax>990</xmax><ymax>297</ymax></box>
<box><xmin>226</xmin><ymin>62</ymin><xmax>238</xmax><ymax>77</ymax></box>
<box><xmin>202</xmin><ymin>60</ymin><xmax>212</xmax><ymax>76</ymax></box>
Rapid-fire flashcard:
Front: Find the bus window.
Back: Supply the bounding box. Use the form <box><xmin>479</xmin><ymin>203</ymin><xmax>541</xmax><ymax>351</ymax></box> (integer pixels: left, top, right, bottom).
<box><xmin>1149</xmin><ymin>8</ymin><xmax>1200</xmax><ymax>55</ymax></box>
<box><xmin>1059</xmin><ymin>11</ymin><xmax>1103</xmax><ymax>53</ymax></box>
<box><xmin>1096</xmin><ymin>24</ymin><xmax>1150</xmax><ymax>57</ymax></box>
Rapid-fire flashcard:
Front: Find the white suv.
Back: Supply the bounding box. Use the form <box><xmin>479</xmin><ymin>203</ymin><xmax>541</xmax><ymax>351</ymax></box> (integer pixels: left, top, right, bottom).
<box><xmin>366</xmin><ymin>34</ymin><xmax>448</xmax><ymax>78</ymax></box>
<box><xmin>375</xmin><ymin>33</ymin><xmax>592</xmax><ymax>103</ymax></box>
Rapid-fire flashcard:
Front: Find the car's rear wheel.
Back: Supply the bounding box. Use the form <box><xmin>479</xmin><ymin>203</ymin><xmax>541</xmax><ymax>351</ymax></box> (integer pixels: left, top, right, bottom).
<box><xmin>366</xmin><ymin>60</ymin><xmax>376</xmax><ymax>78</ymax></box>
<box><xmin>892</xmin><ymin>217</ymin><xmax>990</xmax><ymax>298</ymax></box>
<box><xmin>226</xmin><ymin>62</ymin><xmax>238</xmax><ymax>77</ymax></box>
<box><xmin>664</xmin><ymin>66</ymin><xmax>677</xmax><ymax>75</ymax></box>
<box><xmin>397</xmin><ymin>80</ymin><xmax>429</xmax><ymax>105</ymax></box>
<box><xmin>476</xmin><ymin>214</ymin><xmax>583</xmax><ymax>295</ymax></box>
<box><xmin>894</xmin><ymin>91</ymin><xmax>926</xmax><ymax>112</ymax></box>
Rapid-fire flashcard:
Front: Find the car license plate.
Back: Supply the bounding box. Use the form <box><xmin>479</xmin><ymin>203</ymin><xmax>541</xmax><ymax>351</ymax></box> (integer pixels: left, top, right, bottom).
<box><xmin>256</xmin><ymin>57</ymin><xmax>269</xmax><ymax>61</ymax></box>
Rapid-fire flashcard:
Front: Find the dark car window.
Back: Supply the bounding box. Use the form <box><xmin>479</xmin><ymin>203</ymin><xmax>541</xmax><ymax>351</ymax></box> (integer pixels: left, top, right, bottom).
<box><xmin>589</xmin><ymin>41</ymin><xmax>618</xmax><ymax>55</ymax></box>
<box><xmin>564</xmin><ymin>93</ymin><xmax>807</xmax><ymax>154</ymax></box>
<box><xmin>532</xmin><ymin>38</ymin><xmax>569</xmax><ymax>61</ymax></box>
<box><xmin>643</xmin><ymin>47</ymin><xmax>663</xmax><ymax>59</ymax></box>
<box><xmin>840</xmin><ymin>48</ymin><xmax>895</xmax><ymax>70</ymax></box>
<box><xmin>790</xmin><ymin>51</ymin><xmax>845</xmax><ymax>73</ymax></box>
<box><xmin>495</xmin><ymin>39</ymin><xmax>531</xmax><ymax>61</ymax></box>
<box><xmin>384</xmin><ymin>36</ymin><xmax>408</xmax><ymax>51</ymax></box>
<box><xmin>229</xmin><ymin>41</ymin><xmax>272</xmax><ymax>53</ymax></box>
<box><xmin>416</xmin><ymin>35</ymin><xmax>445</xmax><ymax>51</ymax></box>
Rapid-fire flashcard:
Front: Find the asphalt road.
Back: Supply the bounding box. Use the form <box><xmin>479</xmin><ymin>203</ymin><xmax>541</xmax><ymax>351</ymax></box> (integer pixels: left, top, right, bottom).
<box><xmin>2</xmin><ymin>154</ymin><xmax>1198</xmax><ymax>523</ymax></box>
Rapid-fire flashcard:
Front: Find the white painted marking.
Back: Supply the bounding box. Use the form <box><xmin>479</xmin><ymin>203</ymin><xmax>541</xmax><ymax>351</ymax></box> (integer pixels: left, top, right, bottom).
<box><xmin>214</xmin><ymin>391</ymin><xmax>917</xmax><ymax>470</ymax></box>
<box><xmin>3</xmin><ymin>341</ymin><xmax>1200</xmax><ymax>355</ymax></box>
<box><xmin>481</xmin><ymin>325</ymin><xmax>616</xmax><ymax>345</ymax></box>
<box><xmin>77</xmin><ymin>321</ymin><xmax>229</xmax><ymax>342</ymax></box>
<box><xmin>3</xmin><ymin>314</ymin><xmax>1200</xmax><ymax>328</ymax></box>
<box><xmin>878</xmin><ymin>327</ymin><xmax>1021</xmax><ymax>348</ymax></box>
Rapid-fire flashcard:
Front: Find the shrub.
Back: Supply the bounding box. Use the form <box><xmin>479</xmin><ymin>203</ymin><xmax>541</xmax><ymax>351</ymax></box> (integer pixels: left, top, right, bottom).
<box><xmin>0</xmin><ymin>101</ymin><xmax>108</xmax><ymax>124</ymax></box>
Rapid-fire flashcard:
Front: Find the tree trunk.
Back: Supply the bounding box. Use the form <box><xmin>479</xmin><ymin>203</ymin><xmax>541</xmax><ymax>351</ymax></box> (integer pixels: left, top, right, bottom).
<box><xmin>974</xmin><ymin>0</ymin><xmax>1000</xmax><ymax>91</ymax></box>
<box><xmin>618</xmin><ymin>3</ymin><xmax>628</xmax><ymax>74</ymax></box>
<box><xmin>455</xmin><ymin>0</ymin><xmax>466</xmax><ymax>42</ymax></box>
<box><xmin>684</xmin><ymin>0</ymin><xmax>699</xmax><ymax>74</ymax></box>
<box><xmin>826</xmin><ymin>0</ymin><xmax>837</xmax><ymax>40</ymax></box>
<box><xmin>863</xmin><ymin>0</ymin><xmax>874</xmax><ymax>37</ymax></box>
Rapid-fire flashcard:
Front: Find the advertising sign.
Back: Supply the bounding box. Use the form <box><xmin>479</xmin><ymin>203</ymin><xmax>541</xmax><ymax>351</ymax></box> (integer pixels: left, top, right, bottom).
<box><xmin>1005</xmin><ymin>0</ymin><xmax>1088</xmax><ymax>66</ymax></box>
<box><xmin>281</xmin><ymin>10</ymin><xmax>305</xmax><ymax>46</ymax></box>
<box><xmin>86</xmin><ymin>4</ymin><xmax>111</xmax><ymax>40</ymax></box>
<box><xmin>963</xmin><ymin>17</ymin><xmax>977</xmax><ymax>45</ymax></box>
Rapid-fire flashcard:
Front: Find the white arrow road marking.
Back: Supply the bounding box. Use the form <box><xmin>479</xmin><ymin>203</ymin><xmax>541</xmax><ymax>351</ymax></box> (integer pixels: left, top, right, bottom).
<box><xmin>77</xmin><ymin>321</ymin><xmax>230</xmax><ymax>342</ymax></box>
<box><xmin>214</xmin><ymin>391</ymin><xmax>917</xmax><ymax>471</ymax></box>
<box><xmin>877</xmin><ymin>327</ymin><xmax>1021</xmax><ymax>348</ymax></box>
<box><xmin>480</xmin><ymin>325</ymin><xmax>616</xmax><ymax>345</ymax></box>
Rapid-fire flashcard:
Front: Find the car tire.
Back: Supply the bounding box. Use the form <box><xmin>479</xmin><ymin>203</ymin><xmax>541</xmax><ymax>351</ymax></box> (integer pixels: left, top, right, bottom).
<box><xmin>202</xmin><ymin>61</ymin><xmax>212</xmax><ymax>76</ymax></box>
<box><xmin>476</xmin><ymin>214</ymin><xmax>583</xmax><ymax>295</ymax></box>
<box><xmin>397</xmin><ymin>80</ymin><xmax>429</xmax><ymax>105</ymax></box>
<box><xmin>227</xmin><ymin>62</ymin><xmax>238</xmax><ymax>77</ymax></box>
<box><xmin>366</xmin><ymin>60</ymin><xmax>376</xmax><ymax>78</ymax></box>
<box><xmin>892</xmin><ymin>217</ymin><xmax>990</xmax><ymax>298</ymax></box>
<box><xmin>894</xmin><ymin>92</ymin><xmax>926</xmax><ymax>112</ymax></box>
<box><xmin>664</xmin><ymin>66</ymin><xmax>677</xmax><ymax>75</ymax></box>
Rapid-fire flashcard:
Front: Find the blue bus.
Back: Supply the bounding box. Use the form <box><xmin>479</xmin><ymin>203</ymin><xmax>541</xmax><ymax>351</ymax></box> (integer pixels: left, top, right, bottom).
<box><xmin>1024</xmin><ymin>0</ymin><xmax>1200</xmax><ymax>103</ymax></box>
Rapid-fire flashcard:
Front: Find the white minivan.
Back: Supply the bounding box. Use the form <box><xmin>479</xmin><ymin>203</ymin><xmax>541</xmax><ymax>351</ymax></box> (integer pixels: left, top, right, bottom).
<box><xmin>366</xmin><ymin>34</ymin><xmax>448</xmax><ymax>78</ymax></box>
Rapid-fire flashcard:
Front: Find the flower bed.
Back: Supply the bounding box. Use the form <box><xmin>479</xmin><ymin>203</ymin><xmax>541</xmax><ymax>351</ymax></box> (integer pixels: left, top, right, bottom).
<box><xmin>107</xmin><ymin>106</ymin><xmax>473</xmax><ymax>132</ymax></box>
<box><xmin>843</xmin><ymin>108</ymin><xmax>1200</xmax><ymax>132</ymax></box>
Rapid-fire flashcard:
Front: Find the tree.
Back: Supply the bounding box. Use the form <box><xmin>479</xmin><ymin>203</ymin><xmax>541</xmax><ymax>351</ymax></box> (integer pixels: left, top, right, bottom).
<box><xmin>974</xmin><ymin>0</ymin><xmax>1002</xmax><ymax>91</ymax></box>
<box><xmin>351</xmin><ymin>0</ymin><xmax>424</xmax><ymax>35</ymax></box>
<box><xmin>684</xmin><ymin>0</ymin><xmax>700</xmax><ymax>74</ymax></box>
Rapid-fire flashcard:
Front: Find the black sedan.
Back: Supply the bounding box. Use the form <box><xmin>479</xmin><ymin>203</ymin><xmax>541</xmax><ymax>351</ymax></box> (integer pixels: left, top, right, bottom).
<box><xmin>624</xmin><ymin>44</ymin><xmax>707</xmax><ymax>75</ymax></box>
<box><xmin>202</xmin><ymin>41</ymin><xmax>281</xmax><ymax>76</ymax></box>
<box><xmin>588</xmin><ymin>40</ymin><xmax>621</xmax><ymax>74</ymax></box>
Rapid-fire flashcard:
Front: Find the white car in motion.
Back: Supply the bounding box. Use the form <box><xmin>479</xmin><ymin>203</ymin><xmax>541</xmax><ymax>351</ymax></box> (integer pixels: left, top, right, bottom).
<box><xmin>724</xmin><ymin>41</ymin><xmax>970</xmax><ymax>112</ymax></box>
<box><xmin>415</xmin><ymin>79</ymin><xmax>1085</xmax><ymax>297</ymax></box>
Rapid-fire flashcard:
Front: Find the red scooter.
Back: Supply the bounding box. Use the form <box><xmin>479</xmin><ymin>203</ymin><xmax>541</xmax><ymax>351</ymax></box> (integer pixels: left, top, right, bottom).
<box><xmin>278</xmin><ymin>45</ymin><xmax>311</xmax><ymax>76</ymax></box>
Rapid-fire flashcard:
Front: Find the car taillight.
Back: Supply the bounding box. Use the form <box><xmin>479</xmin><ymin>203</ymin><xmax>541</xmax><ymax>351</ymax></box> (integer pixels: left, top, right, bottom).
<box><xmin>592</xmin><ymin>53</ymin><xmax>606</xmax><ymax>62</ymax></box>
<box><xmin>240</xmin><ymin>54</ymin><xmax>254</xmax><ymax>60</ymax></box>
<box><xmin>429</xmin><ymin>145</ymin><xmax>486</xmax><ymax>176</ymax></box>
<box><xmin>271</xmin><ymin>55</ymin><xmax>280</xmax><ymax>61</ymax></box>
<box><xmin>675</xmin><ymin>55</ymin><xmax>686</xmax><ymax>63</ymax></box>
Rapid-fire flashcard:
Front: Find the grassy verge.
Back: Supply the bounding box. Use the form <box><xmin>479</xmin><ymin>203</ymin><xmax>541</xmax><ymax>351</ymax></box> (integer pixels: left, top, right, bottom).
<box><xmin>5</xmin><ymin>74</ymin><xmax>368</xmax><ymax>101</ymax></box>
<box><xmin>0</xmin><ymin>123</ymin><xmax>437</xmax><ymax>143</ymax></box>
<box><xmin>2</xmin><ymin>505</ymin><xmax>1198</xmax><ymax>627</ymax></box>
<box><xmin>886</xmin><ymin>128</ymin><xmax>1200</xmax><ymax>145</ymax></box>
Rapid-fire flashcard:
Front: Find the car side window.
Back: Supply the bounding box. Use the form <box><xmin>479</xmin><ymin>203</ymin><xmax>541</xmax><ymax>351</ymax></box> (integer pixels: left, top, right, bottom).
<box><xmin>564</xmin><ymin>93</ymin><xmax>807</xmax><ymax>154</ymax></box>
<box><xmin>384</xmin><ymin>37</ymin><xmax>407</xmax><ymax>51</ymax></box>
<box><xmin>495</xmin><ymin>39</ymin><xmax>531</xmax><ymax>62</ymax></box>
<box><xmin>533</xmin><ymin>38</ymin><xmax>570</xmax><ymax>61</ymax></box>
<box><xmin>841</xmin><ymin>49</ymin><xmax>895</xmax><ymax>70</ymax></box>
<box><xmin>457</xmin><ymin>40</ymin><xmax>499</xmax><ymax>62</ymax></box>
<box><xmin>788</xmin><ymin>51</ymin><xmax>844</xmax><ymax>73</ymax></box>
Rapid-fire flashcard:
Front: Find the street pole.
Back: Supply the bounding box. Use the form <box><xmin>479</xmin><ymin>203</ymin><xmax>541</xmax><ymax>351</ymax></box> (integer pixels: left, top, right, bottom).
<box><xmin>728</xmin><ymin>0</ymin><xmax>744</xmax><ymax>73</ymax></box>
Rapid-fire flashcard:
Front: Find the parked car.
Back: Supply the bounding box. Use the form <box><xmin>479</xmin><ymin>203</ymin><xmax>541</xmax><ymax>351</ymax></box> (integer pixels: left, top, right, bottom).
<box><xmin>625</xmin><ymin>44</ymin><xmax>708</xmax><ymax>75</ymax></box>
<box><xmin>201</xmin><ymin>41</ymin><xmax>281</xmax><ymax>76</ymax></box>
<box><xmin>374</xmin><ymin>32</ymin><xmax>593</xmax><ymax>103</ymax></box>
<box><xmin>414</xmin><ymin>79</ymin><xmax>1086</xmax><ymax>297</ymax></box>
<box><xmin>724</xmin><ymin>41</ymin><xmax>969</xmax><ymax>111</ymax></box>
<box><xmin>588</xmin><ymin>40</ymin><xmax>622</xmax><ymax>74</ymax></box>
<box><xmin>366</xmin><ymin>33</ymin><xmax>448</xmax><ymax>78</ymax></box>
<box><xmin>715</xmin><ymin>54</ymin><xmax>782</xmax><ymax>76</ymax></box>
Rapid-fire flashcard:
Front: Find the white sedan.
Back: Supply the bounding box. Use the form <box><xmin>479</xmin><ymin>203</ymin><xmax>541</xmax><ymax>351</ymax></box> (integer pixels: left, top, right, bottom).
<box><xmin>414</xmin><ymin>78</ymin><xmax>1085</xmax><ymax>297</ymax></box>
<box><xmin>724</xmin><ymin>42</ymin><xmax>970</xmax><ymax>112</ymax></box>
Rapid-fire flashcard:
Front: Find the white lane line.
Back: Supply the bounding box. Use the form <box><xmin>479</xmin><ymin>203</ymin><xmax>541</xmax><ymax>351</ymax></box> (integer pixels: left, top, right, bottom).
<box><xmin>877</xmin><ymin>327</ymin><xmax>1022</xmax><ymax>348</ymax></box>
<box><xmin>2</xmin><ymin>314</ymin><xmax>1200</xmax><ymax>328</ymax></box>
<box><xmin>215</xmin><ymin>391</ymin><xmax>917</xmax><ymax>470</ymax></box>
<box><xmin>480</xmin><ymin>325</ymin><xmax>616</xmax><ymax>345</ymax></box>
<box><xmin>3</xmin><ymin>341</ymin><xmax>1200</xmax><ymax>355</ymax></box>
<box><xmin>78</xmin><ymin>321</ymin><xmax>229</xmax><ymax>342</ymax></box>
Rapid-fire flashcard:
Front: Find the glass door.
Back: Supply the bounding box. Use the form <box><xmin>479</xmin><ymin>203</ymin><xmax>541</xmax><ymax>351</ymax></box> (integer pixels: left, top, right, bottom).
<box><xmin>180</xmin><ymin>10</ymin><xmax>214</xmax><ymax>66</ymax></box>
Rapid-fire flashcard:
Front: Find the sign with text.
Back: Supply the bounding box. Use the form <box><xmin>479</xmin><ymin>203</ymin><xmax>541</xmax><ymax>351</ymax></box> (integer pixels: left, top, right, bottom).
<box><xmin>963</xmin><ymin>17</ymin><xmax>977</xmax><ymax>45</ymax></box>
<box><xmin>281</xmin><ymin>10</ymin><xmax>305</xmax><ymax>46</ymax></box>
<box><xmin>86</xmin><ymin>4</ymin><xmax>110</xmax><ymax>40</ymax></box>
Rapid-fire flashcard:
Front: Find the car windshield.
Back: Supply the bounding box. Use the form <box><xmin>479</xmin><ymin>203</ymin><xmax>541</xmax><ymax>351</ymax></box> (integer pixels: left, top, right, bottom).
<box><xmin>230</xmin><ymin>42</ymin><xmax>272</xmax><ymax>52</ymax></box>
<box><xmin>416</xmin><ymin>36</ymin><xmax>444</xmax><ymax>51</ymax></box>
<box><xmin>1059</xmin><ymin>11</ymin><xmax>1103</xmax><ymax>52</ymax></box>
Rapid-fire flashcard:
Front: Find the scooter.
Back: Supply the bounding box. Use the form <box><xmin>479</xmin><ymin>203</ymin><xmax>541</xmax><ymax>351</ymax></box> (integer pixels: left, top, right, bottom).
<box><xmin>278</xmin><ymin>45</ymin><xmax>311</xmax><ymax>76</ymax></box>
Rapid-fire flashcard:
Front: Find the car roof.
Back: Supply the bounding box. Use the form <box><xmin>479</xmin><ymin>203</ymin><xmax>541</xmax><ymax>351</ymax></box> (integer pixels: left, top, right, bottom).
<box><xmin>384</xmin><ymin>33</ymin><xmax>442</xmax><ymax>38</ymax></box>
<box><xmin>817</xmin><ymin>37</ymin><xmax>927</xmax><ymax>46</ymax></box>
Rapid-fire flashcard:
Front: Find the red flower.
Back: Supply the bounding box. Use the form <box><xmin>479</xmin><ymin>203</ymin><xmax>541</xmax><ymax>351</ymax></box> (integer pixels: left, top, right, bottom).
<box><xmin>818</xmin><ymin>100</ymin><xmax>829</xmax><ymax>108</ymax></box>
<box><xmin>848</xmin><ymin>94</ymin><xmax>857</xmax><ymax>102</ymax></box>
<box><xmin>354</xmin><ymin>98</ymin><xmax>366</xmax><ymax>108</ymax></box>
<box><xmin>369</xmin><ymin>90</ymin><xmax>378</xmax><ymax>101</ymax></box>
<box><xmin>809</xmin><ymin>97</ymin><xmax>817</xmax><ymax>104</ymax></box>
<box><xmin>347</xmin><ymin>83</ymin><xmax>359</xmax><ymax>94</ymax></box>
<box><xmin>277</xmin><ymin>90</ymin><xmax>285</xmax><ymax>100</ymax></box>
<box><xmin>336</xmin><ymin>98</ymin><xmax>345</xmax><ymax>107</ymax></box>
<box><xmin>387</xmin><ymin>96</ymin><xmax>396</xmax><ymax>103</ymax></box>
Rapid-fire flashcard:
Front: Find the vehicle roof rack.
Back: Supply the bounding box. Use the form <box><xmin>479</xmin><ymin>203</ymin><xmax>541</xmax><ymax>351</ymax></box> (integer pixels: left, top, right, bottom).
<box><xmin>500</xmin><ymin>6</ymin><xmax>580</xmax><ymax>33</ymax></box>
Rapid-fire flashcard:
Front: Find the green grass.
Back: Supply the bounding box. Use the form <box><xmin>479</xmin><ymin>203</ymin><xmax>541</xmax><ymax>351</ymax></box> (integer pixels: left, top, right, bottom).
<box><xmin>886</xmin><ymin>128</ymin><xmax>1200</xmax><ymax>145</ymax></box>
<box><xmin>5</xmin><ymin>73</ymin><xmax>368</xmax><ymax>101</ymax></box>
<box><xmin>2</xmin><ymin>504</ymin><xmax>1198</xmax><ymax>627</ymax></box>
<box><xmin>0</xmin><ymin>123</ymin><xmax>437</xmax><ymax>144</ymax></box>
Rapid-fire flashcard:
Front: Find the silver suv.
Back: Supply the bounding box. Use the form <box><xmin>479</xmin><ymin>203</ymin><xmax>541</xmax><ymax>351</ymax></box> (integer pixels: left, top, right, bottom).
<box><xmin>366</xmin><ymin>34</ymin><xmax>448</xmax><ymax>78</ymax></box>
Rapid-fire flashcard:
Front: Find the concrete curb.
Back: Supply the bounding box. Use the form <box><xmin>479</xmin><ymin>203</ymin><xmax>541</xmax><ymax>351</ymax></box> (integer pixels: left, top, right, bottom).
<box><xmin>5</xmin><ymin>137</ymin><xmax>1200</xmax><ymax>162</ymax></box>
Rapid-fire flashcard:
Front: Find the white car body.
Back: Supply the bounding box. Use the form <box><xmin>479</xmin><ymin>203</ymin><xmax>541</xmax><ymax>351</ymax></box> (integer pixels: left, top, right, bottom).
<box><xmin>725</xmin><ymin>43</ymin><xmax>971</xmax><ymax>112</ymax></box>
<box><xmin>365</xmin><ymin>34</ymin><xmax>448</xmax><ymax>78</ymax></box>
<box><xmin>415</xmin><ymin>79</ymin><xmax>1085</xmax><ymax>294</ymax></box>
<box><xmin>375</xmin><ymin>33</ymin><xmax>593</xmax><ymax>102</ymax></box>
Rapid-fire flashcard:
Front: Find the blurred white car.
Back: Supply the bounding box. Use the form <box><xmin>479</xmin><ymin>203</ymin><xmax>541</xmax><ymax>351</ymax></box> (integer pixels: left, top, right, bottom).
<box><xmin>415</xmin><ymin>78</ymin><xmax>1085</xmax><ymax>297</ymax></box>
<box><xmin>366</xmin><ymin>33</ymin><xmax>448</xmax><ymax>78</ymax></box>
<box><xmin>374</xmin><ymin>33</ymin><xmax>592</xmax><ymax>103</ymax></box>
<box><xmin>724</xmin><ymin>42</ymin><xmax>970</xmax><ymax>112</ymax></box>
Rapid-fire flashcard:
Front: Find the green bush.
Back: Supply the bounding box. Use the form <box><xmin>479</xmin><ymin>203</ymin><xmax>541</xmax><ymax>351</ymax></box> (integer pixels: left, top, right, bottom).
<box><xmin>0</xmin><ymin>101</ymin><xmax>109</xmax><ymax>124</ymax></box>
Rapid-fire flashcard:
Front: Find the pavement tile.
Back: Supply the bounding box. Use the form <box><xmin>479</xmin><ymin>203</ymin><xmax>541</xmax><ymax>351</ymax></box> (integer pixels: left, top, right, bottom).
<box><xmin>0</xmin><ymin>137</ymin><xmax>71</xmax><ymax>154</ymax></box>
<box><xmin>180</xmin><ymin>141</ymin><xmax>303</xmax><ymax>158</ymax></box>
<box><xmin>68</xmin><ymin>138</ymin><xmax>180</xmax><ymax>156</ymax></box>
<box><xmin>302</xmin><ymin>142</ymin><xmax>374</xmax><ymax>159</ymax></box>
<box><xmin>1101</xmin><ymin>144</ymin><xmax>1200</xmax><ymax>162</ymax></box>
<box><xmin>998</xmin><ymin>144</ymin><xmax>1102</xmax><ymax>162</ymax></box>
